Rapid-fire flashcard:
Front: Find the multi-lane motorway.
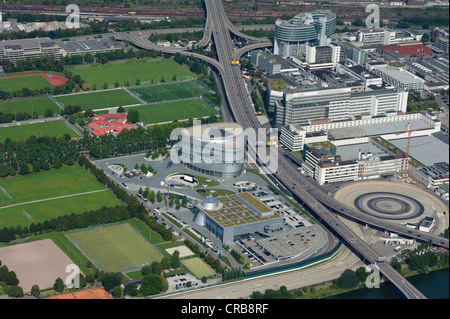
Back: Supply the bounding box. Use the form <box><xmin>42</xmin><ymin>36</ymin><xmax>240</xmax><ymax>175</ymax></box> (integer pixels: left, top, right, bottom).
<box><xmin>122</xmin><ymin>0</ymin><xmax>449</xmax><ymax>299</ymax></box>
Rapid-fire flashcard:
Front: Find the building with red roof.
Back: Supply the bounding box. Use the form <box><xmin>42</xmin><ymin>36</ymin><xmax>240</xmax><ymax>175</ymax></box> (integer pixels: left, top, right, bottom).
<box><xmin>379</xmin><ymin>43</ymin><xmax>433</xmax><ymax>59</ymax></box>
<box><xmin>88</xmin><ymin>113</ymin><xmax>132</xmax><ymax>137</ymax></box>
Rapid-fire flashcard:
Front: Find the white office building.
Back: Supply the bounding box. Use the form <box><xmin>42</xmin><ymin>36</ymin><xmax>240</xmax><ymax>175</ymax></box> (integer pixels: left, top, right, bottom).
<box><xmin>280</xmin><ymin>124</ymin><xmax>307</xmax><ymax>152</ymax></box>
<box><xmin>277</xmin><ymin>86</ymin><xmax>408</xmax><ymax>126</ymax></box>
<box><xmin>274</xmin><ymin>10</ymin><xmax>337</xmax><ymax>58</ymax></box>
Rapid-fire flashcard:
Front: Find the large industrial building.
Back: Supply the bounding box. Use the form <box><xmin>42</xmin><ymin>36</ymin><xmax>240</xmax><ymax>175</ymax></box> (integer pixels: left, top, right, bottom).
<box><xmin>273</xmin><ymin>10</ymin><xmax>337</xmax><ymax>58</ymax></box>
<box><xmin>193</xmin><ymin>194</ymin><xmax>284</xmax><ymax>244</ymax></box>
<box><xmin>0</xmin><ymin>37</ymin><xmax>122</xmax><ymax>63</ymax></box>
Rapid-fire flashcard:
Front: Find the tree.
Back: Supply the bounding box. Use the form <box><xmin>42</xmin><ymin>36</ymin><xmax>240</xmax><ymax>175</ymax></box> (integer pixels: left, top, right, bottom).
<box><xmin>99</xmin><ymin>272</ymin><xmax>122</xmax><ymax>291</ymax></box>
<box><xmin>337</xmin><ymin>269</ymin><xmax>360</xmax><ymax>289</ymax></box>
<box><xmin>124</xmin><ymin>283</ymin><xmax>138</xmax><ymax>297</ymax></box>
<box><xmin>127</xmin><ymin>109</ymin><xmax>140</xmax><ymax>123</ymax></box>
<box><xmin>170</xmin><ymin>250</ymin><xmax>181</xmax><ymax>268</ymax></box>
<box><xmin>112</xmin><ymin>285</ymin><xmax>123</xmax><ymax>299</ymax></box>
<box><xmin>30</xmin><ymin>285</ymin><xmax>40</xmax><ymax>298</ymax></box>
<box><xmin>53</xmin><ymin>277</ymin><xmax>65</xmax><ymax>293</ymax></box>
<box><xmin>5</xmin><ymin>271</ymin><xmax>19</xmax><ymax>286</ymax></box>
<box><xmin>142</xmin><ymin>265</ymin><xmax>153</xmax><ymax>277</ymax></box>
<box><xmin>151</xmin><ymin>261</ymin><xmax>162</xmax><ymax>275</ymax></box>
<box><xmin>7</xmin><ymin>286</ymin><xmax>24</xmax><ymax>298</ymax></box>
<box><xmin>140</xmin><ymin>274</ymin><xmax>167</xmax><ymax>296</ymax></box>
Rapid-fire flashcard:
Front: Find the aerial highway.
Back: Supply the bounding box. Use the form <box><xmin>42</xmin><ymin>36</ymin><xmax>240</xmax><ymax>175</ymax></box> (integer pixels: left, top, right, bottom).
<box><xmin>120</xmin><ymin>0</ymin><xmax>450</xmax><ymax>299</ymax></box>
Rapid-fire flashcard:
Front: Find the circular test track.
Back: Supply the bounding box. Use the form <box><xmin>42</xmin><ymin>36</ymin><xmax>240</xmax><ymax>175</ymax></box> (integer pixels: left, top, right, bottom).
<box><xmin>334</xmin><ymin>181</ymin><xmax>449</xmax><ymax>224</ymax></box>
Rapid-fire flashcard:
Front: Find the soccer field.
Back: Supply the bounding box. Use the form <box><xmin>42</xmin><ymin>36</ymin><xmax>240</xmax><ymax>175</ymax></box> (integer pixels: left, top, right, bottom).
<box><xmin>66</xmin><ymin>58</ymin><xmax>196</xmax><ymax>90</ymax></box>
<box><xmin>0</xmin><ymin>164</ymin><xmax>121</xmax><ymax>228</ymax></box>
<box><xmin>68</xmin><ymin>223</ymin><xmax>163</xmax><ymax>273</ymax></box>
<box><xmin>129</xmin><ymin>98</ymin><xmax>219</xmax><ymax>124</ymax></box>
<box><xmin>130</xmin><ymin>81</ymin><xmax>207</xmax><ymax>104</ymax></box>
<box><xmin>0</xmin><ymin>119</ymin><xmax>80</xmax><ymax>143</ymax></box>
<box><xmin>0</xmin><ymin>97</ymin><xmax>60</xmax><ymax>117</ymax></box>
<box><xmin>54</xmin><ymin>89</ymin><xmax>141</xmax><ymax>111</ymax></box>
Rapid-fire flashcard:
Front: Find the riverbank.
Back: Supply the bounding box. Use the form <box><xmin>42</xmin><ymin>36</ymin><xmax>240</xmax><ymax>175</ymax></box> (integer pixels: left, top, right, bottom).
<box><xmin>316</xmin><ymin>267</ymin><xmax>449</xmax><ymax>299</ymax></box>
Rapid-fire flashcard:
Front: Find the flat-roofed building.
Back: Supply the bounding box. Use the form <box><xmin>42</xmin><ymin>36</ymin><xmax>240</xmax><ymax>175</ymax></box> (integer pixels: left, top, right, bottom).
<box><xmin>419</xmin><ymin>217</ymin><xmax>435</xmax><ymax>233</ymax></box>
<box><xmin>193</xmin><ymin>193</ymin><xmax>283</xmax><ymax>244</ymax></box>
<box><xmin>59</xmin><ymin>38</ymin><xmax>121</xmax><ymax>56</ymax></box>
<box><xmin>280</xmin><ymin>124</ymin><xmax>307</xmax><ymax>152</ymax></box>
<box><xmin>357</xmin><ymin>154</ymin><xmax>407</xmax><ymax>179</ymax></box>
<box><xmin>0</xmin><ymin>37</ymin><xmax>62</xmax><ymax>63</ymax></box>
<box><xmin>277</xmin><ymin>86</ymin><xmax>407</xmax><ymax>127</ymax></box>
<box><xmin>371</xmin><ymin>66</ymin><xmax>425</xmax><ymax>92</ymax></box>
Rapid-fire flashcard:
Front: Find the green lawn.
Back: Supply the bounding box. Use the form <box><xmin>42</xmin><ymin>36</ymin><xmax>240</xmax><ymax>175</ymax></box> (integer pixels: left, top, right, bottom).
<box><xmin>129</xmin><ymin>98</ymin><xmax>218</xmax><ymax>124</ymax></box>
<box><xmin>68</xmin><ymin>223</ymin><xmax>163</xmax><ymax>273</ymax></box>
<box><xmin>0</xmin><ymin>119</ymin><xmax>79</xmax><ymax>143</ymax></box>
<box><xmin>0</xmin><ymin>75</ymin><xmax>52</xmax><ymax>92</ymax></box>
<box><xmin>0</xmin><ymin>164</ymin><xmax>122</xmax><ymax>228</ymax></box>
<box><xmin>66</xmin><ymin>58</ymin><xmax>196</xmax><ymax>90</ymax></box>
<box><xmin>0</xmin><ymin>97</ymin><xmax>60</xmax><ymax>116</ymax></box>
<box><xmin>130</xmin><ymin>81</ymin><xmax>207</xmax><ymax>104</ymax></box>
<box><xmin>182</xmin><ymin>257</ymin><xmax>216</xmax><ymax>278</ymax></box>
<box><xmin>0</xmin><ymin>164</ymin><xmax>107</xmax><ymax>206</ymax></box>
<box><xmin>54</xmin><ymin>89</ymin><xmax>141</xmax><ymax>111</ymax></box>
<box><xmin>0</xmin><ymin>190</ymin><xmax>121</xmax><ymax>228</ymax></box>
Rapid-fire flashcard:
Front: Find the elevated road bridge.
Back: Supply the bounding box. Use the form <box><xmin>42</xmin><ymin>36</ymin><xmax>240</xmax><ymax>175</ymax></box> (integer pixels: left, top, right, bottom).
<box><xmin>122</xmin><ymin>0</ymin><xmax>449</xmax><ymax>299</ymax></box>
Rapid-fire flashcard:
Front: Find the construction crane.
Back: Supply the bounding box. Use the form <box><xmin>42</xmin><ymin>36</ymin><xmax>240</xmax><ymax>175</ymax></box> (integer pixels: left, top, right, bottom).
<box><xmin>394</xmin><ymin>122</ymin><xmax>433</xmax><ymax>176</ymax></box>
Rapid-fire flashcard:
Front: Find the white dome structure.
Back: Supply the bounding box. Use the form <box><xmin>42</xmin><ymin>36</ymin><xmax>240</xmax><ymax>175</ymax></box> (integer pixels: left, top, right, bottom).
<box><xmin>199</xmin><ymin>197</ymin><xmax>219</xmax><ymax>211</ymax></box>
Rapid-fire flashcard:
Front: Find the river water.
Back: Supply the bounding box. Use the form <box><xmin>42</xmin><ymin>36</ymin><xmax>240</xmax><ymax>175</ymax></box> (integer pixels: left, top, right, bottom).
<box><xmin>326</xmin><ymin>268</ymin><xmax>449</xmax><ymax>299</ymax></box>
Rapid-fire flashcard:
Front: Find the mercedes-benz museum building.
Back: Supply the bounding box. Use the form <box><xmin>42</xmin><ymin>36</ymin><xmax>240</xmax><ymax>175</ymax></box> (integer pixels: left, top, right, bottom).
<box><xmin>176</xmin><ymin>122</ymin><xmax>246</xmax><ymax>179</ymax></box>
<box><xmin>274</xmin><ymin>10</ymin><xmax>337</xmax><ymax>58</ymax></box>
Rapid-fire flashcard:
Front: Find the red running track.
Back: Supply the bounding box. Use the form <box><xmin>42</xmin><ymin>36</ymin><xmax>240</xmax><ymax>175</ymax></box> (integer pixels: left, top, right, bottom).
<box><xmin>0</xmin><ymin>73</ymin><xmax>68</xmax><ymax>86</ymax></box>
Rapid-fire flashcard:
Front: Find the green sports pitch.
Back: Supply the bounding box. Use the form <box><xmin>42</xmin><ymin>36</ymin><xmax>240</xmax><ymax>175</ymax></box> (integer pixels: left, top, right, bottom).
<box><xmin>130</xmin><ymin>81</ymin><xmax>207</xmax><ymax>104</ymax></box>
<box><xmin>68</xmin><ymin>223</ymin><xmax>163</xmax><ymax>273</ymax></box>
<box><xmin>0</xmin><ymin>97</ymin><xmax>60</xmax><ymax>117</ymax></box>
<box><xmin>0</xmin><ymin>119</ymin><xmax>80</xmax><ymax>143</ymax></box>
<box><xmin>66</xmin><ymin>58</ymin><xmax>197</xmax><ymax>90</ymax></box>
<box><xmin>0</xmin><ymin>164</ymin><xmax>122</xmax><ymax>228</ymax></box>
<box><xmin>129</xmin><ymin>98</ymin><xmax>219</xmax><ymax>124</ymax></box>
<box><xmin>0</xmin><ymin>75</ymin><xmax>52</xmax><ymax>93</ymax></box>
<box><xmin>54</xmin><ymin>89</ymin><xmax>141</xmax><ymax>111</ymax></box>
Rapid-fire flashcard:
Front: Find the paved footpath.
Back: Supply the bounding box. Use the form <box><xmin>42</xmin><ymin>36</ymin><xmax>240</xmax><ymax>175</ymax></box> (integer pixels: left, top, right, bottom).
<box><xmin>0</xmin><ymin>189</ymin><xmax>107</xmax><ymax>210</ymax></box>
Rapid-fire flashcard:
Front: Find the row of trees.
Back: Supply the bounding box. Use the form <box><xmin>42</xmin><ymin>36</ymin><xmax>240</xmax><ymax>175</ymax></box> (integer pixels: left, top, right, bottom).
<box><xmin>0</xmin><ymin>118</ymin><xmax>190</xmax><ymax>177</ymax></box>
<box><xmin>0</xmin><ymin>122</ymin><xmax>176</xmax><ymax>176</ymax></box>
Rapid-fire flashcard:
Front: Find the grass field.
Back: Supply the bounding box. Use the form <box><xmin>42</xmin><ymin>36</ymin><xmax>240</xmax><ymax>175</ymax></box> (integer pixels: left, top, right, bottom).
<box><xmin>0</xmin><ymin>164</ymin><xmax>122</xmax><ymax>228</ymax></box>
<box><xmin>0</xmin><ymin>119</ymin><xmax>79</xmax><ymax>142</ymax></box>
<box><xmin>130</xmin><ymin>81</ymin><xmax>207</xmax><ymax>104</ymax></box>
<box><xmin>54</xmin><ymin>89</ymin><xmax>141</xmax><ymax>111</ymax></box>
<box><xmin>129</xmin><ymin>98</ymin><xmax>218</xmax><ymax>124</ymax></box>
<box><xmin>68</xmin><ymin>223</ymin><xmax>163</xmax><ymax>272</ymax></box>
<box><xmin>0</xmin><ymin>97</ymin><xmax>60</xmax><ymax>116</ymax></box>
<box><xmin>0</xmin><ymin>75</ymin><xmax>52</xmax><ymax>92</ymax></box>
<box><xmin>182</xmin><ymin>257</ymin><xmax>215</xmax><ymax>278</ymax></box>
<box><xmin>66</xmin><ymin>58</ymin><xmax>196</xmax><ymax>90</ymax></box>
